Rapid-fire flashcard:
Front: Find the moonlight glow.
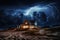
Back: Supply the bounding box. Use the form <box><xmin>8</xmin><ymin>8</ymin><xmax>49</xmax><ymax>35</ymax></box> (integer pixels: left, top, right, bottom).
<box><xmin>24</xmin><ymin>6</ymin><xmax>48</xmax><ymax>17</ymax></box>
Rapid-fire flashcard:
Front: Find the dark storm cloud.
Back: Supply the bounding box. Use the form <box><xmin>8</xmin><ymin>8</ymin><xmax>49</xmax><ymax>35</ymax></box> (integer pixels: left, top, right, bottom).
<box><xmin>0</xmin><ymin>0</ymin><xmax>55</xmax><ymax>7</ymax></box>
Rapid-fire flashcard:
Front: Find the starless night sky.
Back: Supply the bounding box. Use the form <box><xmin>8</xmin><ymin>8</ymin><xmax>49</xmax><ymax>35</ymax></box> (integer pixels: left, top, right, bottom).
<box><xmin>0</xmin><ymin>0</ymin><xmax>60</xmax><ymax>30</ymax></box>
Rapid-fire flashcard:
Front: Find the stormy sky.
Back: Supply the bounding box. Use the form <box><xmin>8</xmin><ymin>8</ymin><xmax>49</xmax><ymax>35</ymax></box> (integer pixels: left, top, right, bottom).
<box><xmin>0</xmin><ymin>0</ymin><xmax>60</xmax><ymax>30</ymax></box>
